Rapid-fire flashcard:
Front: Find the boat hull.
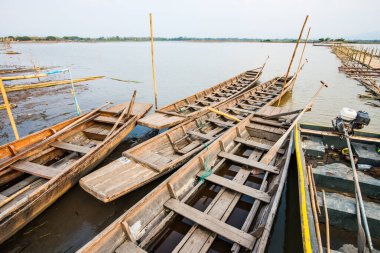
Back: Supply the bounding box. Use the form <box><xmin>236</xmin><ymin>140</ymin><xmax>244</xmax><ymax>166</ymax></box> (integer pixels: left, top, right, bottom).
<box><xmin>0</xmin><ymin>102</ymin><xmax>152</xmax><ymax>244</ymax></box>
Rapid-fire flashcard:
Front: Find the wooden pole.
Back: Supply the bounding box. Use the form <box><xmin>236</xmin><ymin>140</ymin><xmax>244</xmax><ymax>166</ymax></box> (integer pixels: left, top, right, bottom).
<box><xmin>291</xmin><ymin>27</ymin><xmax>311</xmax><ymax>89</ymax></box>
<box><xmin>261</xmin><ymin>81</ymin><xmax>327</xmax><ymax>164</ymax></box>
<box><xmin>0</xmin><ymin>79</ymin><xmax>19</xmax><ymax>140</ymax></box>
<box><xmin>277</xmin><ymin>15</ymin><xmax>309</xmax><ymax>106</ymax></box>
<box><xmin>0</xmin><ymin>73</ymin><xmax>48</xmax><ymax>81</ymax></box>
<box><xmin>368</xmin><ymin>48</ymin><xmax>374</xmax><ymax>66</ymax></box>
<box><xmin>149</xmin><ymin>13</ymin><xmax>158</xmax><ymax>109</ymax></box>
<box><xmin>322</xmin><ymin>190</ymin><xmax>330</xmax><ymax>253</ymax></box>
<box><xmin>307</xmin><ymin>165</ymin><xmax>323</xmax><ymax>253</ymax></box>
<box><xmin>0</xmin><ymin>184</ymin><xmax>31</xmax><ymax>208</ymax></box>
<box><xmin>106</xmin><ymin>90</ymin><xmax>137</xmax><ymax>138</ymax></box>
<box><xmin>207</xmin><ymin>107</ymin><xmax>241</xmax><ymax>122</ymax></box>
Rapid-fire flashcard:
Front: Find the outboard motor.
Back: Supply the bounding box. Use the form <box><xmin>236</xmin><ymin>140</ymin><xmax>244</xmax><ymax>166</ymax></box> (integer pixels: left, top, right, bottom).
<box><xmin>332</xmin><ymin>108</ymin><xmax>370</xmax><ymax>135</ymax></box>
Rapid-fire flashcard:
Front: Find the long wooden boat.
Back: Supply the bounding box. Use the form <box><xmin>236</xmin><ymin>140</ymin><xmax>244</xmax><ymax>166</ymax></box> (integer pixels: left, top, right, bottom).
<box><xmin>80</xmin><ymin>75</ymin><xmax>296</xmax><ymax>202</ymax></box>
<box><xmin>294</xmin><ymin>123</ymin><xmax>380</xmax><ymax>252</ymax></box>
<box><xmin>0</xmin><ymin>101</ymin><xmax>152</xmax><ymax>244</ymax></box>
<box><xmin>78</xmin><ymin>106</ymin><xmax>299</xmax><ymax>253</ymax></box>
<box><xmin>138</xmin><ymin>65</ymin><xmax>265</xmax><ymax>130</ymax></box>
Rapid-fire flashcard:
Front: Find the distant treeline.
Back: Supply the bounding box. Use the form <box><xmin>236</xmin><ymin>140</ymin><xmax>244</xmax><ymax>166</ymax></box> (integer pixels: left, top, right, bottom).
<box><xmin>1</xmin><ymin>36</ymin><xmax>380</xmax><ymax>44</ymax></box>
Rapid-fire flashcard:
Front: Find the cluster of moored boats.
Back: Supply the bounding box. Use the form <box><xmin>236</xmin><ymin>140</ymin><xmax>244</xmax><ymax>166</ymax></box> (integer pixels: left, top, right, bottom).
<box><xmin>0</xmin><ymin>61</ymin><xmax>379</xmax><ymax>253</ymax></box>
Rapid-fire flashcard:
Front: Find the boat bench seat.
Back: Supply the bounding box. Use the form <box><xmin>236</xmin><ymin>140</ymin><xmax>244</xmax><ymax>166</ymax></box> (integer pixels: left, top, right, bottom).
<box><xmin>352</xmin><ymin>142</ymin><xmax>380</xmax><ymax>166</ymax></box>
<box><xmin>11</xmin><ymin>161</ymin><xmax>61</xmax><ymax>179</ymax></box>
<box><xmin>164</xmin><ymin>198</ymin><xmax>255</xmax><ymax>250</ymax></box>
<box><xmin>218</xmin><ymin>151</ymin><xmax>279</xmax><ymax>174</ymax></box>
<box><xmin>302</xmin><ymin>135</ymin><xmax>325</xmax><ymax>158</ymax></box>
<box><xmin>50</xmin><ymin>141</ymin><xmax>92</xmax><ymax>154</ymax></box>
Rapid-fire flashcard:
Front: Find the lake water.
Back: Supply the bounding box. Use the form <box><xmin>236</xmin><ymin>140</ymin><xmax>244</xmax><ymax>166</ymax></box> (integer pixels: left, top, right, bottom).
<box><xmin>0</xmin><ymin>42</ymin><xmax>379</xmax><ymax>252</ymax></box>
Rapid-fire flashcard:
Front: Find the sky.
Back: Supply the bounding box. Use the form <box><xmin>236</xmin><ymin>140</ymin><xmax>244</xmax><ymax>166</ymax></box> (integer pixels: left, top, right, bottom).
<box><xmin>0</xmin><ymin>0</ymin><xmax>379</xmax><ymax>39</ymax></box>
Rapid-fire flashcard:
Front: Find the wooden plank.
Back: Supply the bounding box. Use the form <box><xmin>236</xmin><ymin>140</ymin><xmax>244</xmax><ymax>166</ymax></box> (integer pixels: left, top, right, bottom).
<box><xmin>137</xmin><ymin>112</ymin><xmax>185</xmax><ymax>130</ymax></box>
<box><xmin>115</xmin><ymin>241</ymin><xmax>147</xmax><ymax>253</ymax></box>
<box><xmin>11</xmin><ymin>161</ymin><xmax>61</xmax><ymax>179</ymax></box>
<box><xmin>227</xmin><ymin>107</ymin><xmax>254</xmax><ymax>114</ymax></box>
<box><xmin>251</xmin><ymin>117</ymin><xmax>288</xmax><ymax>127</ymax></box>
<box><xmin>164</xmin><ymin>199</ymin><xmax>255</xmax><ymax>249</ymax></box>
<box><xmin>187</xmin><ymin>131</ymin><xmax>213</xmax><ymax>140</ymax></box>
<box><xmin>83</xmin><ymin>127</ymin><xmax>108</xmax><ymax>141</ymax></box>
<box><xmin>256</xmin><ymin>91</ymin><xmax>276</xmax><ymax>96</ymax></box>
<box><xmin>218</xmin><ymin>152</ymin><xmax>279</xmax><ymax>174</ymax></box>
<box><xmin>94</xmin><ymin>116</ymin><xmax>124</xmax><ymax>125</ymax></box>
<box><xmin>206</xmin><ymin>118</ymin><xmax>235</xmax><ymax>127</ymax></box>
<box><xmin>201</xmin><ymin>174</ymin><xmax>271</xmax><ymax>203</ymax></box>
<box><xmin>50</xmin><ymin>141</ymin><xmax>92</xmax><ymax>154</ymax></box>
<box><xmin>247</xmin><ymin>123</ymin><xmax>285</xmax><ymax>135</ymax></box>
<box><xmin>234</xmin><ymin>137</ymin><xmax>284</xmax><ymax>154</ymax></box>
<box><xmin>177</xmin><ymin>141</ymin><xmax>202</xmax><ymax>154</ymax></box>
<box><xmin>185</xmin><ymin>104</ymin><xmax>204</xmax><ymax>110</ymax></box>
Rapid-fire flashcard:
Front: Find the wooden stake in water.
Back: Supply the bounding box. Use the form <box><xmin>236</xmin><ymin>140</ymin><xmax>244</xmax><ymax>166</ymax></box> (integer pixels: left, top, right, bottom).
<box><xmin>0</xmin><ymin>79</ymin><xmax>19</xmax><ymax>140</ymax></box>
<box><xmin>149</xmin><ymin>13</ymin><xmax>158</xmax><ymax>109</ymax></box>
<box><xmin>277</xmin><ymin>15</ymin><xmax>309</xmax><ymax>105</ymax></box>
<box><xmin>322</xmin><ymin>190</ymin><xmax>330</xmax><ymax>253</ymax></box>
<box><xmin>291</xmin><ymin>27</ymin><xmax>311</xmax><ymax>90</ymax></box>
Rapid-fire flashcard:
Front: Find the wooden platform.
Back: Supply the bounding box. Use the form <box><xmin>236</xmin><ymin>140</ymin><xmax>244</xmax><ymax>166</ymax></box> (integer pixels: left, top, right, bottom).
<box><xmin>137</xmin><ymin>112</ymin><xmax>186</xmax><ymax>129</ymax></box>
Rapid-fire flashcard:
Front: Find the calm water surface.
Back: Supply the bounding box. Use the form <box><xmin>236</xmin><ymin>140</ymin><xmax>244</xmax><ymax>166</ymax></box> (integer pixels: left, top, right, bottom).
<box><xmin>0</xmin><ymin>42</ymin><xmax>379</xmax><ymax>252</ymax></box>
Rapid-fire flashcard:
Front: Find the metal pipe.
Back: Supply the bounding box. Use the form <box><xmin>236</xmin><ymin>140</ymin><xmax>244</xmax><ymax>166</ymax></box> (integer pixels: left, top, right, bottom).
<box><xmin>344</xmin><ymin>129</ymin><xmax>373</xmax><ymax>252</ymax></box>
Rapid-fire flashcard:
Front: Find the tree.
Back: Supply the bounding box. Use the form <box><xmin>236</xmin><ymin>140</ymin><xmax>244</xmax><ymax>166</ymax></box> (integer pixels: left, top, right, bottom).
<box><xmin>45</xmin><ymin>36</ymin><xmax>57</xmax><ymax>41</ymax></box>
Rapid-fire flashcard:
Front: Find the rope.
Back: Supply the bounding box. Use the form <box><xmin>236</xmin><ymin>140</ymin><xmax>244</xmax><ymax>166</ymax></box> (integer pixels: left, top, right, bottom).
<box><xmin>198</xmin><ymin>144</ymin><xmax>212</xmax><ymax>184</ymax></box>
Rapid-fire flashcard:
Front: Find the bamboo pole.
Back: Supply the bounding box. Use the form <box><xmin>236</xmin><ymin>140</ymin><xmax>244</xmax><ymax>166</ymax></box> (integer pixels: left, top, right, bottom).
<box><xmin>0</xmin><ymin>73</ymin><xmax>48</xmax><ymax>81</ymax></box>
<box><xmin>322</xmin><ymin>190</ymin><xmax>330</xmax><ymax>253</ymax></box>
<box><xmin>277</xmin><ymin>15</ymin><xmax>309</xmax><ymax>106</ymax></box>
<box><xmin>106</xmin><ymin>90</ymin><xmax>137</xmax><ymax>139</ymax></box>
<box><xmin>0</xmin><ymin>103</ymin><xmax>16</xmax><ymax>110</ymax></box>
<box><xmin>0</xmin><ymin>79</ymin><xmax>19</xmax><ymax>140</ymax></box>
<box><xmin>4</xmin><ymin>76</ymin><xmax>104</xmax><ymax>93</ymax></box>
<box><xmin>260</xmin><ymin>81</ymin><xmax>327</xmax><ymax>165</ymax></box>
<box><xmin>0</xmin><ymin>184</ymin><xmax>31</xmax><ymax>208</ymax></box>
<box><xmin>368</xmin><ymin>48</ymin><xmax>374</xmax><ymax>66</ymax></box>
<box><xmin>149</xmin><ymin>13</ymin><xmax>158</xmax><ymax>109</ymax></box>
<box><xmin>307</xmin><ymin>165</ymin><xmax>323</xmax><ymax>253</ymax></box>
<box><xmin>291</xmin><ymin>27</ymin><xmax>311</xmax><ymax>90</ymax></box>
<box><xmin>207</xmin><ymin>107</ymin><xmax>241</xmax><ymax>122</ymax></box>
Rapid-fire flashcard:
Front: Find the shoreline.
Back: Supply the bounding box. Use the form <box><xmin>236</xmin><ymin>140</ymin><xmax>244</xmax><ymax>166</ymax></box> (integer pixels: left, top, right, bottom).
<box><xmin>6</xmin><ymin>40</ymin><xmax>380</xmax><ymax>44</ymax></box>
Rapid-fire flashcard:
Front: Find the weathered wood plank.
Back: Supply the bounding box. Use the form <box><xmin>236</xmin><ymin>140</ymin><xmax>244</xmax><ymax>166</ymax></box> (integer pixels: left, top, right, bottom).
<box><xmin>234</xmin><ymin>137</ymin><xmax>284</xmax><ymax>154</ymax></box>
<box><xmin>115</xmin><ymin>241</ymin><xmax>147</xmax><ymax>253</ymax></box>
<box><xmin>227</xmin><ymin>107</ymin><xmax>254</xmax><ymax>114</ymax></box>
<box><xmin>206</xmin><ymin>118</ymin><xmax>235</xmax><ymax>127</ymax></box>
<box><xmin>187</xmin><ymin>131</ymin><xmax>213</xmax><ymax>140</ymax></box>
<box><xmin>251</xmin><ymin>118</ymin><xmax>288</xmax><ymax>128</ymax></box>
<box><xmin>50</xmin><ymin>141</ymin><xmax>92</xmax><ymax>154</ymax></box>
<box><xmin>218</xmin><ymin>152</ymin><xmax>279</xmax><ymax>174</ymax></box>
<box><xmin>94</xmin><ymin>116</ymin><xmax>124</xmax><ymax>125</ymax></box>
<box><xmin>11</xmin><ymin>161</ymin><xmax>61</xmax><ymax>179</ymax></box>
<box><xmin>164</xmin><ymin>199</ymin><xmax>255</xmax><ymax>249</ymax></box>
<box><xmin>200</xmin><ymin>174</ymin><xmax>271</xmax><ymax>203</ymax></box>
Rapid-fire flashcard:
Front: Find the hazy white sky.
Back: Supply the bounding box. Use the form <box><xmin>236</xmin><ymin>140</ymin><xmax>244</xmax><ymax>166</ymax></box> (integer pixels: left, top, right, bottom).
<box><xmin>0</xmin><ymin>0</ymin><xmax>379</xmax><ymax>39</ymax></box>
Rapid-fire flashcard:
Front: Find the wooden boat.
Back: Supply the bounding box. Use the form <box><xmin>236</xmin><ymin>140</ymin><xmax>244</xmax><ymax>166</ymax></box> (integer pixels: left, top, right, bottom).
<box><xmin>80</xmin><ymin>75</ymin><xmax>296</xmax><ymax>202</ymax></box>
<box><xmin>0</xmin><ymin>100</ymin><xmax>152</xmax><ymax>244</ymax></box>
<box><xmin>138</xmin><ymin>65</ymin><xmax>265</xmax><ymax>130</ymax></box>
<box><xmin>78</xmin><ymin>106</ymin><xmax>298</xmax><ymax>253</ymax></box>
<box><xmin>294</xmin><ymin>123</ymin><xmax>380</xmax><ymax>252</ymax></box>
